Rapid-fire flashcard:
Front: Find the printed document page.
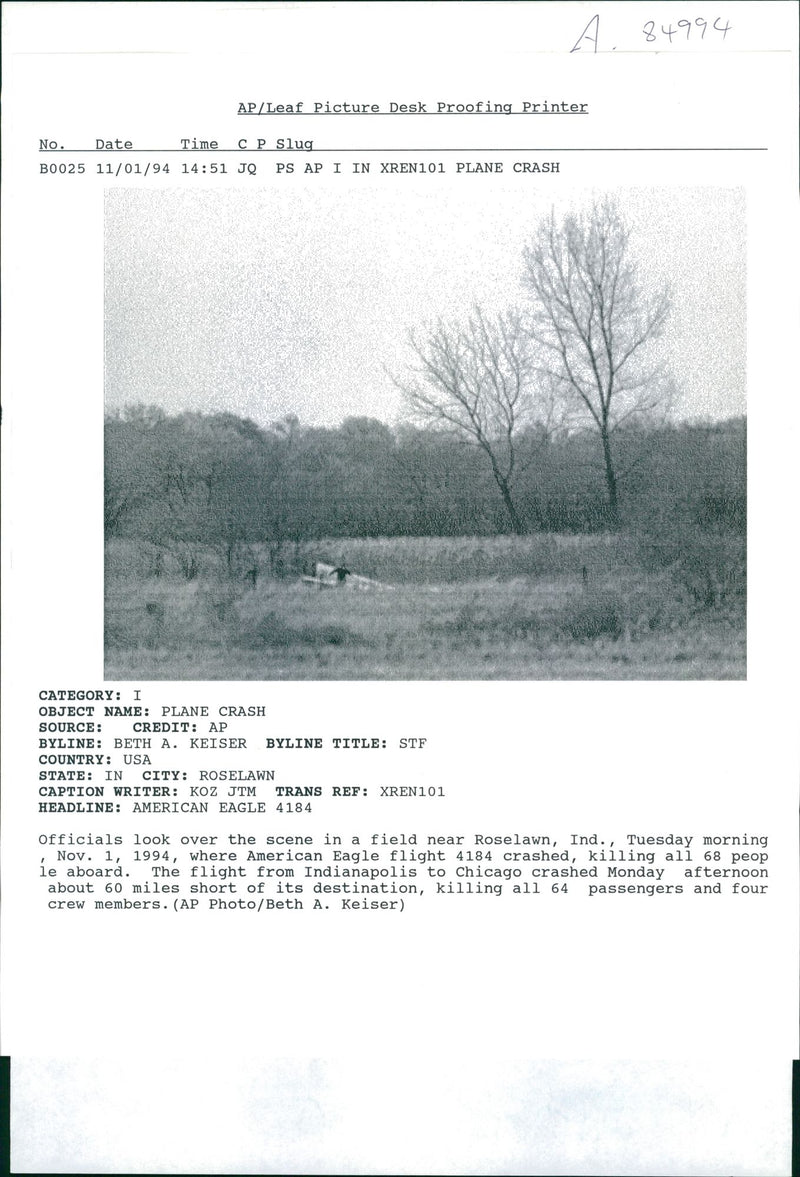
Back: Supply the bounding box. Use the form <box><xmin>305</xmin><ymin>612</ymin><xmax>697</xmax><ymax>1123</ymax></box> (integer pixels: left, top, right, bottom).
<box><xmin>2</xmin><ymin>2</ymin><xmax>798</xmax><ymax>1173</ymax></box>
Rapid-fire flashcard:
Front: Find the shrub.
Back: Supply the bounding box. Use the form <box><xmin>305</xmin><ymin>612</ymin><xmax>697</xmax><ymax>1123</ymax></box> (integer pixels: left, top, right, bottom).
<box><xmin>558</xmin><ymin>594</ymin><xmax>624</xmax><ymax>642</ymax></box>
<box><xmin>637</xmin><ymin>525</ymin><xmax>745</xmax><ymax>610</ymax></box>
<box><xmin>243</xmin><ymin>612</ymin><xmax>364</xmax><ymax>649</ymax></box>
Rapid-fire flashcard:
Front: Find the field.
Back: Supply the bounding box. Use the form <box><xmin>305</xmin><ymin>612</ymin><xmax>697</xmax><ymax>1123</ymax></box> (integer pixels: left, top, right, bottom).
<box><xmin>104</xmin><ymin>534</ymin><xmax>746</xmax><ymax>680</ymax></box>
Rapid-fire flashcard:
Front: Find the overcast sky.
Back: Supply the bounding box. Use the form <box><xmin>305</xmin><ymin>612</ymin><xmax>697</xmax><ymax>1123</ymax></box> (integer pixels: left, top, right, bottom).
<box><xmin>105</xmin><ymin>186</ymin><xmax>745</xmax><ymax>429</ymax></box>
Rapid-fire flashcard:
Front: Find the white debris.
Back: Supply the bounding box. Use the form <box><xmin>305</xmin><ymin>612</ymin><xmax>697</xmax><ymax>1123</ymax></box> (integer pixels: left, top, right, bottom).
<box><xmin>302</xmin><ymin>560</ymin><xmax>393</xmax><ymax>591</ymax></box>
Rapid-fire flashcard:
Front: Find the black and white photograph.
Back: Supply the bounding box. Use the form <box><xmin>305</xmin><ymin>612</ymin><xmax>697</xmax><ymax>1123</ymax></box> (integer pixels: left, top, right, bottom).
<box><xmin>105</xmin><ymin>186</ymin><xmax>746</xmax><ymax>680</ymax></box>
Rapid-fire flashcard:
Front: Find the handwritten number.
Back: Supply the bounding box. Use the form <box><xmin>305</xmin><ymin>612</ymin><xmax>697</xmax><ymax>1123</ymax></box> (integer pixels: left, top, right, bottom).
<box><xmin>642</xmin><ymin>16</ymin><xmax>730</xmax><ymax>44</ymax></box>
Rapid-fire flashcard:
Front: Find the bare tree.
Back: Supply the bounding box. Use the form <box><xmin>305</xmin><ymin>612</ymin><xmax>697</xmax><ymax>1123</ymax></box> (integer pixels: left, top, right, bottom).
<box><xmin>522</xmin><ymin>200</ymin><xmax>671</xmax><ymax>527</ymax></box>
<box><xmin>398</xmin><ymin>306</ymin><xmax>554</xmax><ymax>535</ymax></box>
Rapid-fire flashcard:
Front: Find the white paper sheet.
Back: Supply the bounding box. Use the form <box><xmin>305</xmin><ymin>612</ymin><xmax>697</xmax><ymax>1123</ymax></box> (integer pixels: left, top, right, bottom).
<box><xmin>2</xmin><ymin>3</ymin><xmax>798</xmax><ymax>1173</ymax></box>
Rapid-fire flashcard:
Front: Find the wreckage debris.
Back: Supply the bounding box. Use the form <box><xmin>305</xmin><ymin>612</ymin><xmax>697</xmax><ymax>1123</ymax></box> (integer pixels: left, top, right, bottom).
<box><xmin>301</xmin><ymin>561</ymin><xmax>393</xmax><ymax>591</ymax></box>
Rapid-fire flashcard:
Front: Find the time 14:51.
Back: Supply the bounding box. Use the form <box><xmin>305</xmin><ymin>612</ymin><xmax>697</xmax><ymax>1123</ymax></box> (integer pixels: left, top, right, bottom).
<box><xmin>182</xmin><ymin>162</ymin><xmax>228</xmax><ymax>173</ymax></box>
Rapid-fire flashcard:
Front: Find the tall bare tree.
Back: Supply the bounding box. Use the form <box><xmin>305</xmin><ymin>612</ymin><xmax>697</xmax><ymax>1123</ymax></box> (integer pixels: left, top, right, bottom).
<box><xmin>522</xmin><ymin>200</ymin><xmax>671</xmax><ymax>527</ymax></box>
<box><xmin>398</xmin><ymin>306</ymin><xmax>558</xmax><ymax>534</ymax></box>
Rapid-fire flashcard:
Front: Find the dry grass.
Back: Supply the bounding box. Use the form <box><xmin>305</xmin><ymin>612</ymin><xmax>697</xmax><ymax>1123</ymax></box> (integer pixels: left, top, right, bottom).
<box><xmin>105</xmin><ymin>534</ymin><xmax>632</xmax><ymax>585</ymax></box>
<box><xmin>105</xmin><ymin>537</ymin><xmax>745</xmax><ymax>680</ymax></box>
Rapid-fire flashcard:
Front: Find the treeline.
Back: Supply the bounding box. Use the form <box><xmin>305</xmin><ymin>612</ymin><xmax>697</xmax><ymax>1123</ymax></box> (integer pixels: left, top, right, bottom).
<box><xmin>105</xmin><ymin>406</ymin><xmax>745</xmax><ymax>547</ymax></box>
